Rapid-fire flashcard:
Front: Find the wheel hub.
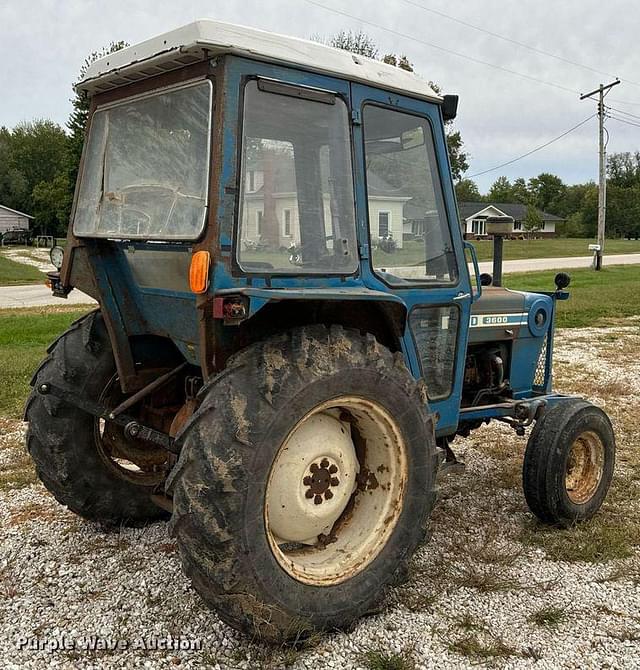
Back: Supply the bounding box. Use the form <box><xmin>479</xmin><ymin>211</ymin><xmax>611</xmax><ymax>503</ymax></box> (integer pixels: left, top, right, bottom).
<box><xmin>266</xmin><ymin>413</ymin><xmax>358</xmax><ymax>545</ymax></box>
<box><xmin>304</xmin><ymin>458</ymin><xmax>340</xmax><ymax>504</ymax></box>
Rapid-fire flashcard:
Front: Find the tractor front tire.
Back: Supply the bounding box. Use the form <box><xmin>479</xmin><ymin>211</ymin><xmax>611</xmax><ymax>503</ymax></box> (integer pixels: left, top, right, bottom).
<box><xmin>25</xmin><ymin>310</ymin><xmax>168</xmax><ymax>525</ymax></box>
<box><xmin>168</xmin><ymin>326</ymin><xmax>438</xmax><ymax>641</ymax></box>
<box><xmin>523</xmin><ymin>399</ymin><xmax>615</xmax><ymax>526</ymax></box>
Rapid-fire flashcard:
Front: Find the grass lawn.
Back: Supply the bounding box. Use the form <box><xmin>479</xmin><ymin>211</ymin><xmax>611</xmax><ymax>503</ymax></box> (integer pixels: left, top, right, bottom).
<box><xmin>505</xmin><ymin>264</ymin><xmax>640</xmax><ymax>328</ymax></box>
<box><xmin>0</xmin><ymin>255</ymin><xmax>45</xmax><ymax>285</ymax></box>
<box><xmin>373</xmin><ymin>237</ymin><xmax>640</xmax><ymax>267</ymax></box>
<box><xmin>465</xmin><ymin>237</ymin><xmax>640</xmax><ymax>263</ymax></box>
<box><xmin>0</xmin><ymin>306</ymin><xmax>90</xmax><ymax>418</ymax></box>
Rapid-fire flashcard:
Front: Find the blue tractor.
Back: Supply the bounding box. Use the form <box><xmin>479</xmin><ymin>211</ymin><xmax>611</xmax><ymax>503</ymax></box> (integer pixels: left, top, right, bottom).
<box><xmin>28</xmin><ymin>21</ymin><xmax>615</xmax><ymax>641</ymax></box>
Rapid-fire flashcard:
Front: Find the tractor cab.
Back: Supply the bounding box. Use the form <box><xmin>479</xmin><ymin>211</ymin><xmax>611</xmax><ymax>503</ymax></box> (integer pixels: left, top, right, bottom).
<box><xmin>33</xmin><ymin>20</ymin><xmax>614</xmax><ymax>642</ymax></box>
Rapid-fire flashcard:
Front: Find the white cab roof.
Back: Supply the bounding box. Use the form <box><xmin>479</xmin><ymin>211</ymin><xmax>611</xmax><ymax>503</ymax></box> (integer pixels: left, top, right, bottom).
<box><xmin>78</xmin><ymin>19</ymin><xmax>441</xmax><ymax>103</ymax></box>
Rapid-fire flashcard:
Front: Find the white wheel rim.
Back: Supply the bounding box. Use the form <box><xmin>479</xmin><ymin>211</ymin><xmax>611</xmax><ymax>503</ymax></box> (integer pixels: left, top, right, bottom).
<box><xmin>265</xmin><ymin>396</ymin><xmax>407</xmax><ymax>586</ymax></box>
<box><xmin>565</xmin><ymin>430</ymin><xmax>605</xmax><ymax>504</ymax></box>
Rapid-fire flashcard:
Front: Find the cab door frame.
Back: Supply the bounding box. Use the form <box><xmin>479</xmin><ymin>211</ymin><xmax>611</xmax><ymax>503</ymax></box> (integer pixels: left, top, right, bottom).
<box><xmin>350</xmin><ymin>83</ymin><xmax>472</xmax><ymax>436</ymax></box>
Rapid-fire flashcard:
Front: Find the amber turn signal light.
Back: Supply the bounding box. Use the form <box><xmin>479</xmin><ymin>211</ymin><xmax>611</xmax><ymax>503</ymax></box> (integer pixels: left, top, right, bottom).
<box><xmin>189</xmin><ymin>250</ymin><xmax>210</xmax><ymax>294</ymax></box>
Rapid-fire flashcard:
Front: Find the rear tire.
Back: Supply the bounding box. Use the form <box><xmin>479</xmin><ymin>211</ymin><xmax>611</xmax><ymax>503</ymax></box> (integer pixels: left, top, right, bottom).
<box><xmin>168</xmin><ymin>326</ymin><xmax>438</xmax><ymax>641</ymax></box>
<box><xmin>523</xmin><ymin>399</ymin><xmax>615</xmax><ymax>526</ymax></box>
<box><xmin>25</xmin><ymin>310</ymin><xmax>169</xmax><ymax>525</ymax></box>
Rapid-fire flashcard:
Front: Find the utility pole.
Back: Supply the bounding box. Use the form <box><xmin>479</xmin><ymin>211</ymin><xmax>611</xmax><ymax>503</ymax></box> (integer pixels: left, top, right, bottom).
<box><xmin>580</xmin><ymin>79</ymin><xmax>620</xmax><ymax>270</ymax></box>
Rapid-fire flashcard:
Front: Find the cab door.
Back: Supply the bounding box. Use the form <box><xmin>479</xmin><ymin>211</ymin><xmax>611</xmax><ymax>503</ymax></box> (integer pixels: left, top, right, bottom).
<box><xmin>350</xmin><ymin>83</ymin><xmax>473</xmax><ymax>437</ymax></box>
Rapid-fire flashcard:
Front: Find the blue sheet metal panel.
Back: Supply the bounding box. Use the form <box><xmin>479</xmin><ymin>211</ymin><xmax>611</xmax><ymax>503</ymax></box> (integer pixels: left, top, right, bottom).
<box><xmin>90</xmin><ymin>243</ymin><xmax>200</xmax><ymax>358</ymax></box>
<box><xmin>508</xmin><ymin>291</ymin><xmax>553</xmax><ymax>396</ymax></box>
<box><xmin>510</xmin><ymin>337</ymin><xmax>545</xmax><ymax>395</ymax></box>
<box><xmin>87</xmin><ymin>246</ymin><xmax>146</xmax><ymax>335</ymax></box>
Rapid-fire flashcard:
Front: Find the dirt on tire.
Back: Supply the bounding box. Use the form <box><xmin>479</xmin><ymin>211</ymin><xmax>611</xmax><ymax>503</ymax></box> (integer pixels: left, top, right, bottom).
<box><xmin>167</xmin><ymin>325</ymin><xmax>439</xmax><ymax>642</ymax></box>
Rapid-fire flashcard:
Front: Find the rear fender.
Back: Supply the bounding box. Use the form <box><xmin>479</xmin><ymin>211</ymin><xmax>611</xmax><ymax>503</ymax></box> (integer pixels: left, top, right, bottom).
<box><xmin>210</xmin><ymin>288</ymin><xmax>408</xmax><ymax>370</ymax></box>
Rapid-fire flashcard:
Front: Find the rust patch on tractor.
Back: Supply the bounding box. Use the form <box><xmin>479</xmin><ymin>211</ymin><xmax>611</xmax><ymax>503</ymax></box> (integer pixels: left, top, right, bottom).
<box><xmin>317</xmin><ymin>531</ymin><xmax>338</xmax><ymax>548</ymax></box>
<box><xmin>356</xmin><ymin>467</ymin><xmax>380</xmax><ymax>491</ymax></box>
<box><xmin>169</xmin><ymin>398</ymin><xmax>198</xmax><ymax>437</ymax></box>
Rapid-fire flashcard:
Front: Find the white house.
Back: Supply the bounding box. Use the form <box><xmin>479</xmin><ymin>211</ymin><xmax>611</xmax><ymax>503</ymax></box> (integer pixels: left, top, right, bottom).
<box><xmin>0</xmin><ymin>204</ymin><xmax>33</xmax><ymax>234</ymax></box>
<box><xmin>241</xmin><ymin>164</ymin><xmax>411</xmax><ymax>249</ymax></box>
<box><xmin>459</xmin><ymin>202</ymin><xmax>562</xmax><ymax>239</ymax></box>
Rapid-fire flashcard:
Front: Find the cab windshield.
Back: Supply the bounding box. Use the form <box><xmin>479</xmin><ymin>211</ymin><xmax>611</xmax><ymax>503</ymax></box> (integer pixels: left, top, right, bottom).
<box><xmin>73</xmin><ymin>80</ymin><xmax>212</xmax><ymax>240</ymax></box>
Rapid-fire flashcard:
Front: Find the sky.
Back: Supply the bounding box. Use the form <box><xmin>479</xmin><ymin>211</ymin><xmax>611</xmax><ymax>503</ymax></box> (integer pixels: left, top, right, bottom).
<box><xmin>1</xmin><ymin>0</ymin><xmax>639</xmax><ymax>193</ymax></box>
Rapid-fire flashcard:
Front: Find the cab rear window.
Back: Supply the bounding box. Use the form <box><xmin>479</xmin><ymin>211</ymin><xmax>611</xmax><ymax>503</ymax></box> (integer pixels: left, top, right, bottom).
<box><xmin>73</xmin><ymin>80</ymin><xmax>212</xmax><ymax>240</ymax></box>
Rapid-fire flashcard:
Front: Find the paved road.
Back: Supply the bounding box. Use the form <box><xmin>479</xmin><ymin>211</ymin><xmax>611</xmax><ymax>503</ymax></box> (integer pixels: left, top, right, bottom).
<box><xmin>1</xmin><ymin>253</ymin><xmax>639</xmax><ymax>308</ymax></box>
<box><xmin>477</xmin><ymin>252</ymin><xmax>640</xmax><ymax>274</ymax></box>
<box><xmin>0</xmin><ymin>284</ymin><xmax>96</xmax><ymax>309</ymax></box>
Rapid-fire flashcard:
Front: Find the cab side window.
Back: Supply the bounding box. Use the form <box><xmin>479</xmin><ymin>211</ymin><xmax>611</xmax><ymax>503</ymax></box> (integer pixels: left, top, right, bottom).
<box><xmin>363</xmin><ymin>105</ymin><xmax>457</xmax><ymax>284</ymax></box>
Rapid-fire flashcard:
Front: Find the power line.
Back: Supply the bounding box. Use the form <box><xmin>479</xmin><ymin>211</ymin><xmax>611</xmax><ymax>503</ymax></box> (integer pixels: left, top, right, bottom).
<box><xmin>608</xmin><ymin>114</ymin><xmax>640</xmax><ymax>129</ymax></box>
<box><xmin>606</xmin><ymin>105</ymin><xmax>640</xmax><ymax>121</ymax></box>
<box><xmin>467</xmin><ymin>115</ymin><xmax>595</xmax><ymax>178</ymax></box>
<box><xmin>304</xmin><ymin>0</ymin><xmax>581</xmax><ymax>95</ymax></box>
<box><xmin>608</xmin><ymin>96</ymin><xmax>640</xmax><ymax>107</ymax></box>
<box><xmin>399</xmin><ymin>0</ymin><xmax>640</xmax><ymax>89</ymax></box>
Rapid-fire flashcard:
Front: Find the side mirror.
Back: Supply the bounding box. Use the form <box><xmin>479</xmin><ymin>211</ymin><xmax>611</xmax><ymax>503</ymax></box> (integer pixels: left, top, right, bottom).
<box><xmin>555</xmin><ymin>272</ymin><xmax>571</xmax><ymax>290</ymax></box>
<box><xmin>442</xmin><ymin>94</ymin><xmax>459</xmax><ymax>122</ymax></box>
<box><xmin>464</xmin><ymin>241</ymin><xmax>482</xmax><ymax>303</ymax></box>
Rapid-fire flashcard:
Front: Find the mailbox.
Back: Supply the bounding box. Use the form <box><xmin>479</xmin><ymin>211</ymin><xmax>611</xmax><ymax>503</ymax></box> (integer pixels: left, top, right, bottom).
<box><xmin>485</xmin><ymin>217</ymin><xmax>513</xmax><ymax>237</ymax></box>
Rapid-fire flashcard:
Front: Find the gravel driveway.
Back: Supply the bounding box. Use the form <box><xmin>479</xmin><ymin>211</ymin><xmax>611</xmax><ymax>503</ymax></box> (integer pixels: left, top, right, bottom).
<box><xmin>1</xmin><ymin>323</ymin><xmax>639</xmax><ymax>669</ymax></box>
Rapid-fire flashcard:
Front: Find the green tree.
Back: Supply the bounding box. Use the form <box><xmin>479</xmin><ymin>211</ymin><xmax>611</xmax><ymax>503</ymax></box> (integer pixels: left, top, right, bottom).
<box><xmin>580</xmin><ymin>187</ymin><xmax>598</xmax><ymax>238</ymax></box>
<box><xmin>554</xmin><ymin>182</ymin><xmax>597</xmax><ymax>220</ymax></box>
<box><xmin>511</xmin><ymin>177</ymin><xmax>530</xmax><ymax>204</ymax></box>
<box><xmin>32</xmin><ymin>175</ymin><xmax>72</xmax><ymax>236</ymax></box>
<box><xmin>444</xmin><ymin>129</ymin><xmax>469</xmax><ymax>182</ymax></box>
<box><xmin>0</xmin><ymin>127</ymin><xmax>29</xmax><ymax>211</ymax></box>
<box><xmin>556</xmin><ymin>211</ymin><xmax>585</xmax><ymax>238</ymax></box>
<box><xmin>324</xmin><ymin>30</ymin><xmax>378</xmax><ymax>58</ymax></box>
<box><xmin>8</xmin><ymin>120</ymin><xmax>68</xmax><ymax>209</ymax></box>
<box><xmin>455</xmin><ymin>178</ymin><xmax>482</xmax><ymax>202</ymax></box>
<box><xmin>487</xmin><ymin>176</ymin><xmax>513</xmax><ymax>202</ymax></box>
<box><xmin>523</xmin><ymin>204</ymin><xmax>544</xmax><ymax>237</ymax></box>
<box><xmin>607</xmin><ymin>151</ymin><xmax>640</xmax><ymax>188</ymax></box>
<box><xmin>425</xmin><ymin>80</ymin><xmax>468</xmax><ymax>180</ymax></box>
<box><xmin>527</xmin><ymin>172</ymin><xmax>566</xmax><ymax>214</ymax></box>
<box><xmin>0</xmin><ymin>121</ymin><xmax>68</xmax><ymax>234</ymax></box>
<box><xmin>606</xmin><ymin>183</ymin><xmax>640</xmax><ymax>239</ymax></box>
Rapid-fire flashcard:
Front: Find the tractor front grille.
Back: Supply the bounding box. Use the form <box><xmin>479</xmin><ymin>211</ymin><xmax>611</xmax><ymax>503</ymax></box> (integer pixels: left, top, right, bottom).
<box><xmin>533</xmin><ymin>331</ymin><xmax>549</xmax><ymax>390</ymax></box>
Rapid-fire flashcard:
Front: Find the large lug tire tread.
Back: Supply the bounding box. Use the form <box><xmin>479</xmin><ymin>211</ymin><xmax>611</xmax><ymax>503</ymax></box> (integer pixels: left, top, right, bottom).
<box><xmin>522</xmin><ymin>398</ymin><xmax>615</xmax><ymax>526</ymax></box>
<box><xmin>25</xmin><ymin>310</ymin><xmax>168</xmax><ymax>525</ymax></box>
<box><xmin>168</xmin><ymin>325</ymin><xmax>438</xmax><ymax>641</ymax></box>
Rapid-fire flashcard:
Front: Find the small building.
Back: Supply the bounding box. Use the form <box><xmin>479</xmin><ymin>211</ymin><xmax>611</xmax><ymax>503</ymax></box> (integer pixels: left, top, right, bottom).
<box><xmin>0</xmin><ymin>204</ymin><xmax>33</xmax><ymax>234</ymax></box>
<box><xmin>458</xmin><ymin>202</ymin><xmax>562</xmax><ymax>239</ymax></box>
